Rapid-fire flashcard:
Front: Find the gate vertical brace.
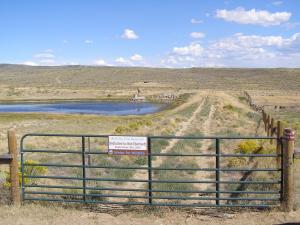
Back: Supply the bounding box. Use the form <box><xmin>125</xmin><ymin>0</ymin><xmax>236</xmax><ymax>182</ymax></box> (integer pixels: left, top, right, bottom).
<box><xmin>20</xmin><ymin>136</ymin><xmax>25</xmax><ymax>202</ymax></box>
<box><xmin>87</xmin><ymin>137</ymin><xmax>91</xmax><ymax>166</ymax></box>
<box><xmin>216</xmin><ymin>138</ymin><xmax>220</xmax><ymax>206</ymax></box>
<box><xmin>82</xmin><ymin>136</ymin><xmax>86</xmax><ymax>203</ymax></box>
<box><xmin>147</xmin><ymin>137</ymin><xmax>152</xmax><ymax>205</ymax></box>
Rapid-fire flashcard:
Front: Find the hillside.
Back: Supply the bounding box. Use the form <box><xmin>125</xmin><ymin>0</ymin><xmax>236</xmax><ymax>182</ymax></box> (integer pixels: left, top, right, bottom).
<box><xmin>0</xmin><ymin>64</ymin><xmax>300</xmax><ymax>90</ymax></box>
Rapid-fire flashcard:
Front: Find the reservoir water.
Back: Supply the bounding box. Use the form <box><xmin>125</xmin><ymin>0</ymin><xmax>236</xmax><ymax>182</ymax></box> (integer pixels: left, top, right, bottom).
<box><xmin>0</xmin><ymin>101</ymin><xmax>165</xmax><ymax>115</ymax></box>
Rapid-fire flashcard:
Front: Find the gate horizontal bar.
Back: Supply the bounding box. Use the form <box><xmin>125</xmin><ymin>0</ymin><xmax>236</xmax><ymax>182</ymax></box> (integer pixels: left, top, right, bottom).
<box><xmin>150</xmin><ymin>136</ymin><xmax>277</xmax><ymax>140</ymax></box>
<box><xmin>24</xmin><ymin>191</ymin><xmax>280</xmax><ymax>201</ymax></box>
<box><xmin>23</xmin><ymin>163</ymin><xmax>281</xmax><ymax>172</ymax></box>
<box><xmin>24</xmin><ymin>175</ymin><xmax>280</xmax><ymax>184</ymax></box>
<box><xmin>22</xmin><ymin>133</ymin><xmax>277</xmax><ymax>139</ymax></box>
<box><xmin>21</xmin><ymin>149</ymin><xmax>280</xmax><ymax>158</ymax></box>
<box><xmin>23</xmin><ymin>197</ymin><xmax>279</xmax><ymax>208</ymax></box>
<box><xmin>24</xmin><ymin>184</ymin><xmax>281</xmax><ymax>195</ymax></box>
<box><xmin>22</xmin><ymin>149</ymin><xmax>83</xmax><ymax>154</ymax></box>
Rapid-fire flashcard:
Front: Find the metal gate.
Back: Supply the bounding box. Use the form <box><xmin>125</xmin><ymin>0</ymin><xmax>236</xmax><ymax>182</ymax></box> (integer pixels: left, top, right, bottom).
<box><xmin>20</xmin><ymin>133</ymin><xmax>282</xmax><ymax>208</ymax></box>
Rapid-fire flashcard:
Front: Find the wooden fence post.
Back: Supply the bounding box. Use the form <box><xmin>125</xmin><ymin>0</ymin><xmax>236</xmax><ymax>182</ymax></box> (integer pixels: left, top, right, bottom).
<box><xmin>262</xmin><ymin>110</ymin><xmax>266</xmax><ymax>130</ymax></box>
<box><xmin>8</xmin><ymin>129</ymin><xmax>21</xmax><ymax>205</ymax></box>
<box><xmin>267</xmin><ymin>115</ymin><xmax>271</xmax><ymax>136</ymax></box>
<box><xmin>282</xmin><ymin>128</ymin><xmax>295</xmax><ymax>212</ymax></box>
<box><xmin>270</xmin><ymin>118</ymin><xmax>275</xmax><ymax>144</ymax></box>
<box><xmin>276</xmin><ymin>121</ymin><xmax>283</xmax><ymax>168</ymax></box>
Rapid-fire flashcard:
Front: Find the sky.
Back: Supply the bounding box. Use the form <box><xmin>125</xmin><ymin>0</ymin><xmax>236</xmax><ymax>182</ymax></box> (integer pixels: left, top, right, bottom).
<box><xmin>0</xmin><ymin>0</ymin><xmax>300</xmax><ymax>68</ymax></box>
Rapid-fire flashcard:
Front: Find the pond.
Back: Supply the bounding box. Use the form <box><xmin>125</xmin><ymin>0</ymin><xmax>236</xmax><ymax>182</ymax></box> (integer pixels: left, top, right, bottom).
<box><xmin>0</xmin><ymin>101</ymin><xmax>165</xmax><ymax>116</ymax></box>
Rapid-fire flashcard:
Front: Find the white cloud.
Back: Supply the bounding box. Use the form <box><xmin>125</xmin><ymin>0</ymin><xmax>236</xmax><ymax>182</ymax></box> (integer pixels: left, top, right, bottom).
<box><xmin>39</xmin><ymin>59</ymin><xmax>55</xmax><ymax>64</ymax></box>
<box><xmin>34</xmin><ymin>53</ymin><xmax>55</xmax><ymax>58</ymax></box>
<box><xmin>21</xmin><ymin>61</ymin><xmax>38</xmax><ymax>66</ymax></box>
<box><xmin>190</xmin><ymin>18</ymin><xmax>203</xmax><ymax>24</ymax></box>
<box><xmin>94</xmin><ymin>59</ymin><xmax>109</xmax><ymax>66</ymax></box>
<box><xmin>210</xmin><ymin>33</ymin><xmax>300</xmax><ymax>51</ymax></box>
<box><xmin>63</xmin><ymin>40</ymin><xmax>68</xmax><ymax>44</ymax></box>
<box><xmin>172</xmin><ymin>43</ymin><xmax>203</xmax><ymax>56</ymax></box>
<box><xmin>121</xmin><ymin>29</ymin><xmax>139</xmax><ymax>40</ymax></box>
<box><xmin>130</xmin><ymin>54</ymin><xmax>143</xmax><ymax>61</ymax></box>
<box><xmin>190</xmin><ymin>32</ymin><xmax>205</xmax><ymax>39</ymax></box>
<box><xmin>206</xmin><ymin>33</ymin><xmax>300</xmax><ymax>66</ymax></box>
<box><xmin>115</xmin><ymin>54</ymin><xmax>144</xmax><ymax>66</ymax></box>
<box><xmin>33</xmin><ymin>50</ymin><xmax>56</xmax><ymax>65</ymax></box>
<box><xmin>161</xmin><ymin>32</ymin><xmax>300</xmax><ymax>68</ymax></box>
<box><xmin>216</xmin><ymin>7</ymin><xmax>291</xmax><ymax>26</ymax></box>
<box><xmin>84</xmin><ymin>40</ymin><xmax>93</xmax><ymax>44</ymax></box>
<box><xmin>115</xmin><ymin>57</ymin><xmax>130</xmax><ymax>64</ymax></box>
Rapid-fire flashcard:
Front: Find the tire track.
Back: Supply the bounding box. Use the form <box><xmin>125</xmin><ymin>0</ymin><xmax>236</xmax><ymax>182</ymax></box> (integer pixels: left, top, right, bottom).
<box><xmin>118</xmin><ymin>93</ymin><xmax>208</xmax><ymax>198</ymax></box>
<box><xmin>152</xmin><ymin>95</ymin><xmax>208</xmax><ymax>167</ymax></box>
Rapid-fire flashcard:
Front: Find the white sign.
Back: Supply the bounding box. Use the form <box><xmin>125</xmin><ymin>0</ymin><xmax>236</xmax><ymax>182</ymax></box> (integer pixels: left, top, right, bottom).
<box><xmin>108</xmin><ymin>136</ymin><xmax>148</xmax><ymax>155</ymax></box>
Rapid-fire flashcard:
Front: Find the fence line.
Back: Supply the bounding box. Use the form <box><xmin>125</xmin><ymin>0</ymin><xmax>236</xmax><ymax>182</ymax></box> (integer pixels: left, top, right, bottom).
<box><xmin>243</xmin><ymin>91</ymin><xmax>299</xmax><ymax>211</ymax></box>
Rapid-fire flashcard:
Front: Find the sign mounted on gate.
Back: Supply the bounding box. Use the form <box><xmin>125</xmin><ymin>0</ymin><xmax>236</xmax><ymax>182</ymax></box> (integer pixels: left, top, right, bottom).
<box><xmin>108</xmin><ymin>136</ymin><xmax>148</xmax><ymax>155</ymax></box>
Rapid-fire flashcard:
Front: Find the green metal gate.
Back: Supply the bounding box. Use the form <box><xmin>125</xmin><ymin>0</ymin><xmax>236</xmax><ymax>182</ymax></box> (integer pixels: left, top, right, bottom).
<box><xmin>20</xmin><ymin>133</ymin><xmax>282</xmax><ymax>208</ymax></box>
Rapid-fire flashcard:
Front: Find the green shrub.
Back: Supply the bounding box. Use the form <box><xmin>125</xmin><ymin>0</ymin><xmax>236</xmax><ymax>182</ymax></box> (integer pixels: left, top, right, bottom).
<box><xmin>4</xmin><ymin>160</ymin><xmax>47</xmax><ymax>187</ymax></box>
<box><xmin>133</xmin><ymin>156</ymin><xmax>147</xmax><ymax>165</ymax></box>
<box><xmin>236</xmin><ymin>140</ymin><xmax>260</xmax><ymax>154</ymax></box>
<box><xmin>238</xmin><ymin>96</ymin><xmax>247</xmax><ymax>102</ymax></box>
<box><xmin>223</xmin><ymin>104</ymin><xmax>241</xmax><ymax>113</ymax></box>
<box><xmin>175</xmin><ymin>117</ymin><xmax>182</xmax><ymax>123</ymax></box>
<box><xmin>223</xmin><ymin>104</ymin><xmax>234</xmax><ymax>111</ymax></box>
<box><xmin>128</xmin><ymin>122</ymin><xmax>139</xmax><ymax>130</ymax></box>
<box><xmin>152</xmin><ymin>139</ymin><xmax>169</xmax><ymax>154</ymax></box>
<box><xmin>114</xmin><ymin>126</ymin><xmax>129</xmax><ymax>134</ymax></box>
<box><xmin>143</xmin><ymin>119</ymin><xmax>152</xmax><ymax>126</ymax></box>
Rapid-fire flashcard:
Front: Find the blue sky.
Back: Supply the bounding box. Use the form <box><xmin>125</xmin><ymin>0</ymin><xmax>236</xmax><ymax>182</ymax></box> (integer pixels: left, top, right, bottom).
<box><xmin>1</xmin><ymin>0</ymin><xmax>300</xmax><ymax>68</ymax></box>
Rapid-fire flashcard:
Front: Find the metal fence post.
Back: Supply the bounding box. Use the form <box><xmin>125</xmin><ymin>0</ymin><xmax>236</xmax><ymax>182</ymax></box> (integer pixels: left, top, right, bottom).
<box><xmin>81</xmin><ymin>136</ymin><xmax>86</xmax><ymax>202</ymax></box>
<box><xmin>8</xmin><ymin>130</ymin><xmax>21</xmax><ymax>205</ymax></box>
<box><xmin>282</xmin><ymin>128</ymin><xmax>295</xmax><ymax>212</ymax></box>
<box><xmin>20</xmin><ymin>135</ymin><xmax>25</xmax><ymax>203</ymax></box>
<box><xmin>147</xmin><ymin>137</ymin><xmax>152</xmax><ymax>205</ymax></box>
<box><xmin>216</xmin><ymin>138</ymin><xmax>220</xmax><ymax>206</ymax></box>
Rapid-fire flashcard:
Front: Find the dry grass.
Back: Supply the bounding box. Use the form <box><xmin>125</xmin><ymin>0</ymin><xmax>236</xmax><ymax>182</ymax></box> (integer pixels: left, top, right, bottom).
<box><xmin>0</xmin><ymin>204</ymin><xmax>300</xmax><ymax>225</ymax></box>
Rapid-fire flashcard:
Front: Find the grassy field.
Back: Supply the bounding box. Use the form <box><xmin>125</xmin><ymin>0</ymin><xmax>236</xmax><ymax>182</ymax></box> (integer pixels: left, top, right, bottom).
<box><xmin>0</xmin><ymin>65</ymin><xmax>300</xmax><ymax>102</ymax></box>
